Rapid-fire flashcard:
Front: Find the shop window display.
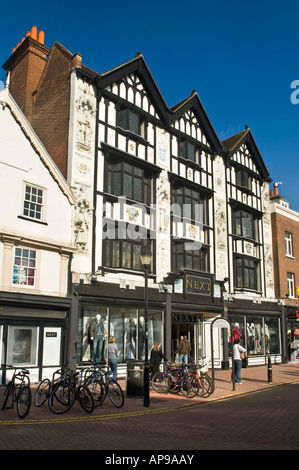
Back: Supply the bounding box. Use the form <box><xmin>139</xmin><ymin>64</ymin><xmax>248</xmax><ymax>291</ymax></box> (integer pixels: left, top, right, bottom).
<box><xmin>228</xmin><ymin>316</ymin><xmax>245</xmax><ymax>348</ymax></box>
<box><xmin>264</xmin><ymin>318</ymin><xmax>280</xmax><ymax>355</ymax></box>
<box><xmin>81</xmin><ymin>308</ymin><xmax>109</xmax><ymax>362</ymax></box>
<box><xmin>79</xmin><ymin>308</ymin><xmax>163</xmax><ymax>363</ymax></box>
<box><xmin>228</xmin><ymin>316</ymin><xmax>281</xmax><ymax>357</ymax></box>
<box><xmin>247</xmin><ymin>318</ymin><xmax>264</xmax><ymax>355</ymax></box>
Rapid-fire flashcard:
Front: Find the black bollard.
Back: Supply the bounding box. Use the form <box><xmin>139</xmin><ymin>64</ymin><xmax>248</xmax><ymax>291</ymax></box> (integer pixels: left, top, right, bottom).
<box><xmin>267</xmin><ymin>356</ymin><xmax>272</xmax><ymax>383</ymax></box>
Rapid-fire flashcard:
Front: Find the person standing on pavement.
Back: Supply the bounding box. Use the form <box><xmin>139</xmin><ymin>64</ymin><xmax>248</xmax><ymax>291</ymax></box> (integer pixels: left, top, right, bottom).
<box><xmin>232</xmin><ymin>339</ymin><xmax>246</xmax><ymax>384</ymax></box>
<box><xmin>106</xmin><ymin>336</ymin><xmax>118</xmax><ymax>381</ymax></box>
<box><xmin>150</xmin><ymin>342</ymin><xmax>167</xmax><ymax>378</ymax></box>
<box><xmin>177</xmin><ymin>335</ymin><xmax>191</xmax><ymax>364</ymax></box>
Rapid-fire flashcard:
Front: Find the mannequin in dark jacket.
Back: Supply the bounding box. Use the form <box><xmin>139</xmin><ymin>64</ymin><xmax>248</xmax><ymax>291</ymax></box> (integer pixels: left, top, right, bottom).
<box><xmin>150</xmin><ymin>342</ymin><xmax>167</xmax><ymax>377</ymax></box>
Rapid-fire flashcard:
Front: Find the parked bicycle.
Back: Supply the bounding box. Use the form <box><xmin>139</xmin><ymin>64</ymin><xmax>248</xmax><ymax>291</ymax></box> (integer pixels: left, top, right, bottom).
<box><xmin>151</xmin><ymin>362</ymin><xmax>197</xmax><ymax>398</ymax></box>
<box><xmin>83</xmin><ymin>361</ymin><xmax>124</xmax><ymax>408</ymax></box>
<box><xmin>35</xmin><ymin>365</ymin><xmax>94</xmax><ymax>414</ymax></box>
<box><xmin>186</xmin><ymin>358</ymin><xmax>213</xmax><ymax>397</ymax></box>
<box><xmin>34</xmin><ymin>366</ymin><xmax>69</xmax><ymax>407</ymax></box>
<box><xmin>2</xmin><ymin>366</ymin><xmax>31</xmax><ymax>418</ymax></box>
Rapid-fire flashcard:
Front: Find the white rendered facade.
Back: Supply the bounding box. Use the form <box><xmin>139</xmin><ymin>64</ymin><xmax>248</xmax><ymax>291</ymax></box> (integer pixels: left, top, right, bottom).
<box><xmin>0</xmin><ymin>87</ymin><xmax>75</xmax><ymax>382</ymax></box>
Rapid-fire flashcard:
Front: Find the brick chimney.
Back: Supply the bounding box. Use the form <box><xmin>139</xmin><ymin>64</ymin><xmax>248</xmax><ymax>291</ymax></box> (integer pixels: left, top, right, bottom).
<box><xmin>2</xmin><ymin>26</ymin><xmax>51</xmax><ymax>121</ymax></box>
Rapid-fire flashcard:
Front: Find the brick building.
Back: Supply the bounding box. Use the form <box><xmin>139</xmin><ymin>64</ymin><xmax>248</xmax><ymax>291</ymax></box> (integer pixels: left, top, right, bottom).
<box><xmin>2</xmin><ymin>27</ymin><xmax>284</xmax><ymax>372</ymax></box>
<box><xmin>270</xmin><ymin>184</ymin><xmax>299</xmax><ymax>360</ymax></box>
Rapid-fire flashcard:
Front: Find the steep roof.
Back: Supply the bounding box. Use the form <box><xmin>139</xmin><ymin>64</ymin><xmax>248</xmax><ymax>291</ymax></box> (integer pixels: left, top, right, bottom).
<box><xmin>79</xmin><ymin>53</ymin><xmax>223</xmax><ymax>153</ymax></box>
<box><xmin>0</xmin><ymin>86</ymin><xmax>76</xmax><ymax>204</ymax></box>
<box><xmin>222</xmin><ymin>128</ymin><xmax>271</xmax><ymax>182</ymax></box>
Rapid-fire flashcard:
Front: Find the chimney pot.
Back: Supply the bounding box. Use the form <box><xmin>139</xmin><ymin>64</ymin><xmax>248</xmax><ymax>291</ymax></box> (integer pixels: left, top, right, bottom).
<box><xmin>37</xmin><ymin>30</ymin><xmax>45</xmax><ymax>44</ymax></box>
<box><xmin>31</xmin><ymin>26</ymin><xmax>38</xmax><ymax>40</ymax></box>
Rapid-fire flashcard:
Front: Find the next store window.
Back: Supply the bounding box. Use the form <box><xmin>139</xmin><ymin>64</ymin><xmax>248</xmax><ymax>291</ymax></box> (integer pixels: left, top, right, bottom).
<box><xmin>79</xmin><ymin>308</ymin><xmax>163</xmax><ymax>364</ymax></box>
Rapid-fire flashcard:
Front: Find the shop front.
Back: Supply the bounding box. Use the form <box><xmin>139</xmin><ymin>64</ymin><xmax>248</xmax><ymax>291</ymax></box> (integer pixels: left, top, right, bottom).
<box><xmin>73</xmin><ymin>280</ymin><xmax>166</xmax><ymax>377</ymax></box>
<box><xmin>78</xmin><ymin>306</ymin><xmax>164</xmax><ymax>367</ymax></box>
<box><xmin>228</xmin><ymin>299</ymin><xmax>283</xmax><ymax>365</ymax></box>
<box><xmin>0</xmin><ymin>293</ymin><xmax>70</xmax><ymax>384</ymax></box>
<box><xmin>286</xmin><ymin>306</ymin><xmax>299</xmax><ymax>361</ymax></box>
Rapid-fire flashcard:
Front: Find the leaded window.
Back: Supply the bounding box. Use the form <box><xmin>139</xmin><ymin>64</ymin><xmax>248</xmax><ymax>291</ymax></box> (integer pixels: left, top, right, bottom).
<box><xmin>106</xmin><ymin>159</ymin><xmax>151</xmax><ymax>205</ymax></box>
<box><xmin>233</xmin><ymin>210</ymin><xmax>257</xmax><ymax>240</ymax></box>
<box><xmin>236</xmin><ymin>169</ymin><xmax>252</xmax><ymax>191</ymax></box>
<box><xmin>235</xmin><ymin>256</ymin><xmax>259</xmax><ymax>291</ymax></box>
<box><xmin>172</xmin><ymin>241</ymin><xmax>208</xmax><ymax>273</ymax></box>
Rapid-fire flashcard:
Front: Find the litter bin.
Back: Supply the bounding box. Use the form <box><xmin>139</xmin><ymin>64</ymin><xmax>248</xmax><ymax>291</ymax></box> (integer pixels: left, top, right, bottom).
<box><xmin>127</xmin><ymin>360</ymin><xmax>145</xmax><ymax>397</ymax></box>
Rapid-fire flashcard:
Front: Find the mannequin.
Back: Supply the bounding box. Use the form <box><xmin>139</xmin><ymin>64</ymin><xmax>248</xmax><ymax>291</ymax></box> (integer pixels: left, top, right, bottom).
<box><xmin>232</xmin><ymin>322</ymin><xmax>242</xmax><ymax>342</ymax></box>
<box><xmin>89</xmin><ymin>314</ymin><xmax>103</xmax><ymax>362</ymax></box>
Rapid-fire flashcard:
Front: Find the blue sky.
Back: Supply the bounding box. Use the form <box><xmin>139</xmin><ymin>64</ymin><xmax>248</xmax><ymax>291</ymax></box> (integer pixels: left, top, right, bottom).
<box><xmin>1</xmin><ymin>0</ymin><xmax>299</xmax><ymax>211</ymax></box>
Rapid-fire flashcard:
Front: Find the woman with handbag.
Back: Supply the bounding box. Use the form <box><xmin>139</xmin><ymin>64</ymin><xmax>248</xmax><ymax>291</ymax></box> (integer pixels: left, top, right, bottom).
<box><xmin>232</xmin><ymin>339</ymin><xmax>246</xmax><ymax>384</ymax></box>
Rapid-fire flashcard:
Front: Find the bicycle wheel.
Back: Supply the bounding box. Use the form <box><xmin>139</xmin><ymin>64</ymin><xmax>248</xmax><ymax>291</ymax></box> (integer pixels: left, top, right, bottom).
<box><xmin>2</xmin><ymin>382</ymin><xmax>13</xmax><ymax>411</ymax></box>
<box><xmin>195</xmin><ymin>374</ymin><xmax>213</xmax><ymax>397</ymax></box>
<box><xmin>151</xmin><ymin>372</ymin><xmax>170</xmax><ymax>393</ymax></box>
<box><xmin>85</xmin><ymin>377</ymin><xmax>106</xmax><ymax>407</ymax></box>
<box><xmin>107</xmin><ymin>380</ymin><xmax>124</xmax><ymax>408</ymax></box>
<box><xmin>17</xmin><ymin>385</ymin><xmax>31</xmax><ymax>418</ymax></box>
<box><xmin>180</xmin><ymin>377</ymin><xmax>196</xmax><ymax>398</ymax></box>
<box><xmin>48</xmin><ymin>382</ymin><xmax>75</xmax><ymax>414</ymax></box>
<box><xmin>77</xmin><ymin>385</ymin><xmax>94</xmax><ymax>413</ymax></box>
<box><xmin>34</xmin><ymin>378</ymin><xmax>51</xmax><ymax>407</ymax></box>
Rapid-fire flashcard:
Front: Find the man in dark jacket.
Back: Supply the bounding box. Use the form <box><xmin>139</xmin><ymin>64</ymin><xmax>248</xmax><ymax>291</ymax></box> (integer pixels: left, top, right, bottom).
<box><xmin>177</xmin><ymin>335</ymin><xmax>191</xmax><ymax>364</ymax></box>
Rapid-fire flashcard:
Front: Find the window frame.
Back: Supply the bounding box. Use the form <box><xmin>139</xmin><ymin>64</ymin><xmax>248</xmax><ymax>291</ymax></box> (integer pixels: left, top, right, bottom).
<box><xmin>105</xmin><ymin>158</ymin><xmax>152</xmax><ymax>206</ymax></box>
<box><xmin>22</xmin><ymin>183</ymin><xmax>45</xmax><ymax>222</ymax></box>
<box><xmin>287</xmin><ymin>272</ymin><xmax>295</xmax><ymax>298</ymax></box>
<box><xmin>232</xmin><ymin>209</ymin><xmax>257</xmax><ymax>241</ymax></box>
<box><xmin>234</xmin><ymin>255</ymin><xmax>260</xmax><ymax>291</ymax></box>
<box><xmin>172</xmin><ymin>240</ymin><xmax>209</xmax><ymax>273</ymax></box>
<box><xmin>104</xmin><ymin>233</ymin><xmax>144</xmax><ymax>271</ymax></box>
<box><xmin>117</xmin><ymin>106</ymin><xmax>146</xmax><ymax>139</ymax></box>
<box><xmin>13</xmin><ymin>247</ymin><xmax>37</xmax><ymax>288</ymax></box>
<box><xmin>285</xmin><ymin>231</ymin><xmax>293</xmax><ymax>257</ymax></box>
<box><xmin>171</xmin><ymin>185</ymin><xmax>208</xmax><ymax>225</ymax></box>
<box><xmin>236</xmin><ymin>168</ymin><xmax>252</xmax><ymax>191</ymax></box>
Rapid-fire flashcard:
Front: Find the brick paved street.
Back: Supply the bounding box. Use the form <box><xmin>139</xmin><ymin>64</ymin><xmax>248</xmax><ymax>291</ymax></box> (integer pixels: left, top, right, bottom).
<box><xmin>0</xmin><ymin>363</ymin><xmax>298</xmax><ymax>451</ymax></box>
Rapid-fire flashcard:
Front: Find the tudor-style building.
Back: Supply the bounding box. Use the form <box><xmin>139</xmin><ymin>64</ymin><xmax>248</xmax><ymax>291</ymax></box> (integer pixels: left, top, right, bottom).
<box><xmin>0</xmin><ymin>85</ymin><xmax>75</xmax><ymax>383</ymax></box>
<box><xmin>2</xmin><ymin>27</ymin><xmax>283</xmax><ymax>372</ymax></box>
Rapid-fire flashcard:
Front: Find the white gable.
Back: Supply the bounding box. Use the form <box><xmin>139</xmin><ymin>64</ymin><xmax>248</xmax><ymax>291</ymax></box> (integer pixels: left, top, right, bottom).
<box><xmin>0</xmin><ymin>90</ymin><xmax>74</xmax><ymax>245</ymax></box>
<box><xmin>171</xmin><ymin>110</ymin><xmax>210</xmax><ymax>148</ymax></box>
<box><xmin>106</xmin><ymin>73</ymin><xmax>159</xmax><ymax>119</ymax></box>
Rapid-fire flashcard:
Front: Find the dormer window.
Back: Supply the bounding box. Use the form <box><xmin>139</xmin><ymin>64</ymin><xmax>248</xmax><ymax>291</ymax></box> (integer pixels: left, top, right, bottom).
<box><xmin>236</xmin><ymin>169</ymin><xmax>252</xmax><ymax>191</ymax></box>
<box><xmin>178</xmin><ymin>140</ymin><xmax>202</xmax><ymax>166</ymax></box>
<box><xmin>117</xmin><ymin>107</ymin><xmax>146</xmax><ymax>138</ymax></box>
<box><xmin>179</xmin><ymin>140</ymin><xmax>196</xmax><ymax>161</ymax></box>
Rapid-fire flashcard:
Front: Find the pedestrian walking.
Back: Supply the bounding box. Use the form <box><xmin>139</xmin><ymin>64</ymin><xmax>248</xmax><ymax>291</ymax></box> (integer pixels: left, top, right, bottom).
<box><xmin>107</xmin><ymin>335</ymin><xmax>118</xmax><ymax>381</ymax></box>
<box><xmin>150</xmin><ymin>342</ymin><xmax>167</xmax><ymax>377</ymax></box>
<box><xmin>232</xmin><ymin>339</ymin><xmax>246</xmax><ymax>384</ymax></box>
<box><xmin>177</xmin><ymin>335</ymin><xmax>191</xmax><ymax>364</ymax></box>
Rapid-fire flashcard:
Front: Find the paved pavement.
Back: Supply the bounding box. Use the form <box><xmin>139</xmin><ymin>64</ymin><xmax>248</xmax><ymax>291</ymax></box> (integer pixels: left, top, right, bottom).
<box><xmin>0</xmin><ymin>361</ymin><xmax>298</xmax><ymax>420</ymax></box>
<box><xmin>0</xmin><ymin>362</ymin><xmax>298</xmax><ymax>450</ymax></box>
